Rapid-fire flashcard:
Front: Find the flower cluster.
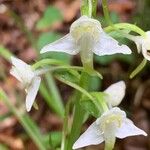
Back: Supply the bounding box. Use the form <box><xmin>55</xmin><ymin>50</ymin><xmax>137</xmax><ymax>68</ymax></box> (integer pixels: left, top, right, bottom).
<box><xmin>10</xmin><ymin>16</ymin><xmax>132</xmax><ymax>112</ymax></box>
<box><xmin>9</xmin><ymin>14</ymin><xmax>148</xmax><ymax>150</ymax></box>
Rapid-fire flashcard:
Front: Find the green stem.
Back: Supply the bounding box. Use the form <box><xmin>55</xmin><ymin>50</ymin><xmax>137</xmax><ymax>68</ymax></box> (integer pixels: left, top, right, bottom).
<box><xmin>61</xmin><ymin>101</ymin><xmax>71</xmax><ymax>150</ymax></box>
<box><xmin>91</xmin><ymin>0</ymin><xmax>98</xmax><ymax>17</ymax></box>
<box><xmin>35</xmin><ymin>66</ymin><xmax>84</xmax><ymax>74</ymax></box>
<box><xmin>0</xmin><ymin>89</ymin><xmax>46</xmax><ymax>150</ymax></box>
<box><xmin>0</xmin><ymin>45</ymin><xmax>13</xmax><ymax>61</ymax></box>
<box><xmin>104</xmin><ymin>23</ymin><xmax>146</xmax><ymax>36</ymax></box>
<box><xmin>88</xmin><ymin>0</ymin><xmax>92</xmax><ymax>17</ymax></box>
<box><xmin>66</xmin><ymin>72</ymin><xmax>90</xmax><ymax>150</ymax></box>
<box><xmin>104</xmin><ymin>137</ymin><xmax>116</xmax><ymax>150</ymax></box>
<box><xmin>102</xmin><ymin>0</ymin><xmax>113</xmax><ymax>26</ymax></box>
<box><xmin>33</xmin><ymin>60</ymin><xmax>102</xmax><ymax>79</ymax></box>
<box><xmin>32</xmin><ymin>59</ymin><xmax>66</xmax><ymax>69</ymax></box>
<box><xmin>130</xmin><ymin>58</ymin><xmax>147</xmax><ymax>79</ymax></box>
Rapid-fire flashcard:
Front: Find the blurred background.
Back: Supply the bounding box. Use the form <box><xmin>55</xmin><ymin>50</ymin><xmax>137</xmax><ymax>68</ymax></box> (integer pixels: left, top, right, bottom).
<box><xmin>0</xmin><ymin>0</ymin><xmax>150</xmax><ymax>149</ymax></box>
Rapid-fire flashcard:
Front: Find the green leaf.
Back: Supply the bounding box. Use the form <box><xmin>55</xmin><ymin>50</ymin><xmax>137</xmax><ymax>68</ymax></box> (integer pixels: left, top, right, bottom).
<box><xmin>89</xmin><ymin>76</ymin><xmax>101</xmax><ymax>91</ymax></box>
<box><xmin>55</xmin><ymin>70</ymin><xmax>80</xmax><ymax>83</ymax></box>
<box><xmin>36</xmin><ymin>6</ymin><xmax>63</xmax><ymax>30</ymax></box>
<box><xmin>44</xmin><ymin>132</ymin><xmax>62</xmax><ymax>149</ymax></box>
<box><xmin>80</xmin><ymin>97</ymin><xmax>99</xmax><ymax>117</ymax></box>
<box><xmin>80</xmin><ymin>92</ymin><xmax>108</xmax><ymax>118</ymax></box>
<box><xmin>0</xmin><ymin>45</ymin><xmax>13</xmax><ymax>61</ymax></box>
<box><xmin>0</xmin><ymin>112</ymin><xmax>12</xmax><ymax>121</ymax></box>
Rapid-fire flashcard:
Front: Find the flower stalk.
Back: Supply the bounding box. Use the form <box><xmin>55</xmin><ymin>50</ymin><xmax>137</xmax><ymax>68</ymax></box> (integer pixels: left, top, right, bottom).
<box><xmin>104</xmin><ymin>23</ymin><xmax>146</xmax><ymax>37</ymax></box>
<box><xmin>66</xmin><ymin>72</ymin><xmax>90</xmax><ymax>150</ymax></box>
<box><xmin>102</xmin><ymin>0</ymin><xmax>113</xmax><ymax>26</ymax></box>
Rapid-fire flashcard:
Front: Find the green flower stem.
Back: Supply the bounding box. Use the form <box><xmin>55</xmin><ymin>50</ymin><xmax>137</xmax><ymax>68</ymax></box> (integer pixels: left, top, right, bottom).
<box><xmin>0</xmin><ymin>89</ymin><xmax>46</xmax><ymax>150</ymax></box>
<box><xmin>35</xmin><ymin>66</ymin><xmax>84</xmax><ymax>74</ymax></box>
<box><xmin>130</xmin><ymin>58</ymin><xmax>147</xmax><ymax>79</ymax></box>
<box><xmin>104</xmin><ymin>140</ymin><xmax>116</xmax><ymax>150</ymax></box>
<box><xmin>81</xmin><ymin>0</ymin><xmax>92</xmax><ymax>17</ymax></box>
<box><xmin>61</xmin><ymin>100</ymin><xmax>71</xmax><ymax>150</ymax></box>
<box><xmin>102</xmin><ymin>0</ymin><xmax>113</xmax><ymax>26</ymax></box>
<box><xmin>91</xmin><ymin>0</ymin><xmax>98</xmax><ymax>17</ymax></box>
<box><xmin>104</xmin><ymin>23</ymin><xmax>146</xmax><ymax>36</ymax></box>
<box><xmin>32</xmin><ymin>59</ymin><xmax>66</xmax><ymax>69</ymax></box>
<box><xmin>32</xmin><ymin>59</ymin><xmax>103</xmax><ymax>79</ymax></box>
<box><xmin>88</xmin><ymin>0</ymin><xmax>92</xmax><ymax>17</ymax></box>
<box><xmin>66</xmin><ymin>72</ymin><xmax>90</xmax><ymax>150</ymax></box>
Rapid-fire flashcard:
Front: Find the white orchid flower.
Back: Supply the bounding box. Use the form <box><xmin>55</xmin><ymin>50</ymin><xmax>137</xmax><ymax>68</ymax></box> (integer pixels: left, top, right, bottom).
<box><xmin>73</xmin><ymin>107</ymin><xmax>147</xmax><ymax>150</ymax></box>
<box><xmin>131</xmin><ymin>31</ymin><xmax>150</xmax><ymax>61</ymax></box>
<box><xmin>104</xmin><ymin>81</ymin><xmax>126</xmax><ymax>107</ymax></box>
<box><xmin>41</xmin><ymin>16</ymin><xmax>131</xmax><ymax>69</ymax></box>
<box><xmin>10</xmin><ymin>57</ymin><xmax>41</xmax><ymax>112</ymax></box>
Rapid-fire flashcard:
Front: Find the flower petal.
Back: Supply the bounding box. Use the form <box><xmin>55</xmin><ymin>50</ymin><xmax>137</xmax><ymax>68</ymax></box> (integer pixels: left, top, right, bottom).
<box><xmin>142</xmin><ymin>45</ymin><xmax>150</xmax><ymax>61</ymax></box>
<box><xmin>73</xmin><ymin>122</ymin><xmax>104</xmax><ymax>149</ymax></box>
<box><xmin>104</xmin><ymin>81</ymin><xmax>126</xmax><ymax>107</ymax></box>
<box><xmin>93</xmin><ymin>32</ymin><xmax>132</xmax><ymax>56</ymax></box>
<box><xmin>10</xmin><ymin>66</ymin><xmax>22</xmax><ymax>82</ymax></box>
<box><xmin>116</xmin><ymin>118</ymin><xmax>147</xmax><ymax>139</ymax></box>
<box><xmin>11</xmin><ymin>57</ymin><xmax>33</xmax><ymax>74</ymax></box>
<box><xmin>25</xmin><ymin>76</ymin><xmax>41</xmax><ymax>112</ymax></box>
<box><xmin>10</xmin><ymin>57</ymin><xmax>34</xmax><ymax>83</ymax></box>
<box><xmin>40</xmin><ymin>34</ymin><xmax>79</xmax><ymax>55</ymax></box>
<box><xmin>134</xmin><ymin>37</ymin><xmax>143</xmax><ymax>53</ymax></box>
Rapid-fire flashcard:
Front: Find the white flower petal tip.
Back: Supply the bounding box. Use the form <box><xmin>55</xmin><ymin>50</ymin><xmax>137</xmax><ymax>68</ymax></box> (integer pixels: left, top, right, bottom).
<box><xmin>104</xmin><ymin>81</ymin><xmax>126</xmax><ymax>107</ymax></box>
<box><xmin>40</xmin><ymin>34</ymin><xmax>79</xmax><ymax>55</ymax></box>
<box><xmin>72</xmin><ymin>122</ymin><xmax>104</xmax><ymax>149</ymax></box>
<box><xmin>116</xmin><ymin>118</ymin><xmax>147</xmax><ymax>139</ymax></box>
<box><xmin>93</xmin><ymin>32</ymin><xmax>132</xmax><ymax>56</ymax></box>
<box><xmin>26</xmin><ymin>77</ymin><xmax>41</xmax><ymax>112</ymax></box>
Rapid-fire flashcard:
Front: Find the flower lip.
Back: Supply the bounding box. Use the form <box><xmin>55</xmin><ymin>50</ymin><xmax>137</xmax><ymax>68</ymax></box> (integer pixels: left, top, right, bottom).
<box><xmin>70</xmin><ymin>15</ymin><xmax>102</xmax><ymax>43</ymax></box>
